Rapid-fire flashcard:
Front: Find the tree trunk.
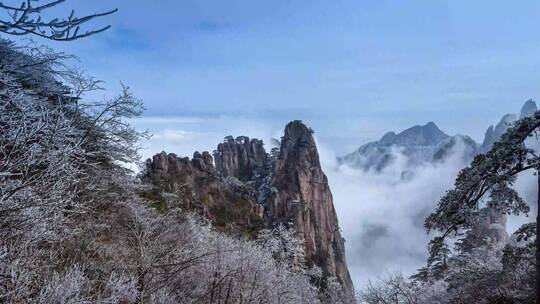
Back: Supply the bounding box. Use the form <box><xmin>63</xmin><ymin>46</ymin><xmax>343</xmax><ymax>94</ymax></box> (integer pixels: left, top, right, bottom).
<box><xmin>536</xmin><ymin>173</ymin><xmax>540</xmax><ymax>304</ymax></box>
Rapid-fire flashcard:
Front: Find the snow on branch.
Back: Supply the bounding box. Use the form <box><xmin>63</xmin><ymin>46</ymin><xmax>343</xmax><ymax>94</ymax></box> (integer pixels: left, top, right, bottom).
<box><xmin>0</xmin><ymin>0</ymin><xmax>117</xmax><ymax>40</ymax></box>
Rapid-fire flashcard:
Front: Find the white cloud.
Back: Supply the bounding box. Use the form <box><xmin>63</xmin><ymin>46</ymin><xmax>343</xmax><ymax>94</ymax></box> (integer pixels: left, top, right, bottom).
<box><xmin>152</xmin><ymin>129</ymin><xmax>214</xmax><ymax>143</ymax></box>
<box><xmin>318</xmin><ymin>136</ymin><xmax>535</xmax><ymax>290</ymax></box>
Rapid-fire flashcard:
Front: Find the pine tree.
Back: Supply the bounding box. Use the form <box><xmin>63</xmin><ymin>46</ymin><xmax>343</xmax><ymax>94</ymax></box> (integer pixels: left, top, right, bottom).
<box><xmin>424</xmin><ymin>111</ymin><xmax>540</xmax><ymax>303</ymax></box>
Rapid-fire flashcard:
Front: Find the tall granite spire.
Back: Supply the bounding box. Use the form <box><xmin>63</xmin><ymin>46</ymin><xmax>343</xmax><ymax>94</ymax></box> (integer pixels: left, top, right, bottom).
<box><xmin>267</xmin><ymin>120</ymin><xmax>354</xmax><ymax>293</ymax></box>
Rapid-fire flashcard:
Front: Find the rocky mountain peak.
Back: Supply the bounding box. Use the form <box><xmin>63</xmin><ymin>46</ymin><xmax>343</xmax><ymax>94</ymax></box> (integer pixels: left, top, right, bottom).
<box><xmin>269</xmin><ymin>120</ymin><xmax>354</xmax><ymax>293</ymax></box>
<box><xmin>277</xmin><ymin>120</ymin><xmax>320</xmax><ymax>167</ymax></box>
<box><xmin>377</xmin><ymin>121</ymin><xmax>449</xmax><ymax>147</ymax></box>
<box><xmin>379</xmin><ymin>131</ymin><xmax>397</xmax><ymax>145</ymax></box>
<box><xmin>338</xmin><ymin>121</ymin><xmax>458</xmax><ymax>171</ymax></box>
<box><xmin>481</xmin><ymin>100</ymin><xmax>537</xmax><ymax>151</ymax></box>
<box><xmin>520</xmin><ymin>99</ymin><xmax>537</xmax><ymax>118</ymax></box>
<box><xmin>397</xmin><ymin>121</ymin><xmax>449</xmax><ymax>146</ymax></box>
<box><xmin>482</xmin><ymin>114</ymin><xmax>517</xmax><ymax>151</ymax></box>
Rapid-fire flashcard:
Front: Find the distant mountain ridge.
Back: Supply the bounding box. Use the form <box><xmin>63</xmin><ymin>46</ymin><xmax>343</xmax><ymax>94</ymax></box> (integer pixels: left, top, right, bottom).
<box><xmin>378</xmin><ymin>121</ymin><xmax>449</xmax><ymax>146</ymax></box>
<box><xmin>338</xmin><ymin>122</ymin><xmax>478</xmax><ymax>172</ymax></box>
<box><xmin>481</xmin><ymin>99</ymin><xmax>537</xmax><ymax>152</ymax></box>
<box><xmin>339</xmin><ymin>100</ymin><xmax>538</xmax><ymax>172</ymax></box>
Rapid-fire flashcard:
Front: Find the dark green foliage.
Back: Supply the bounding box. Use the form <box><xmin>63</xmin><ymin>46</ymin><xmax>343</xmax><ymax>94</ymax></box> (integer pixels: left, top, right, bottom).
<box><xmin>514</xmin><ymin>223</ymin><xmax>537</xmax><ymax>242</ymax></box>
<box><xmin>423</xmin><ymin>117</ymin><xmax>540</xmax><ymax>277</ymax></box>
<box><xmin>211</xmin><ymin>192</ymin><xmax>263</xmax><ymax>233</ymax></box>
<box><xmin>426</xmin><ymin>117</ymin><xmax>540</xmax><ymax>237</ymax></box>
<box><xmin>140</xmin><ymin>189</ymin><xmax>167</xmax><ymax>212</ymax></box>
<box><xmin>425</xmin><ymin>237</ymin><xmax>450</xmax><ymax>280</ymax></box>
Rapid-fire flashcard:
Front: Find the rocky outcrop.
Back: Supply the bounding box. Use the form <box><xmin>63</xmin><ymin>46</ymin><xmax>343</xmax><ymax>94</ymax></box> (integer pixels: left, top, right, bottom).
<box><xmin>481</xmin><ymin>114</ymin><xmax>517</xmax><ymax>151</ymax></box>
<box><xmin>209</xmin><ymin>122</ymin><xmax>354</xmax><ymax>293</ymax></box>
<box><xmin>266</xmin><ymin>120</ymin><xmax>354</xmax><ymax>293</ymax></box>
<box><xmin>145</xmin><ymin>121</ymin><xmax>355</xmax><ymax>296</ymax></box>
<box><xmin>520</xmin><ymin>99</ymin><xmax>537</xmax><ymax>119</ymax></box>
<box><xmin>461</xmin><ymin>207</ymin><xmax>508</xmax><ymax>251</ymax></box>
<box><xmin>144</xmin><ymin>151</ymin><xmax>264</xmax><ymax>232</ymax></box>
<box><xmin>213</xmin><ymin>136</ymin><xmax>268</xmax><ymax>182</ymax></box>
<box><xmin>481</xmin><ymin>100</ymin><xmax>538</xmax><ymax>152</ymax></box>
<box><xmin>148</xmin><ymin>150</ymin><xmax>214</xmax><ymax>175</ymax></box>
<box><xmin>481</xmin><ymin>208</ymin><xmax>508</xmax><ymax>246</ymax></box>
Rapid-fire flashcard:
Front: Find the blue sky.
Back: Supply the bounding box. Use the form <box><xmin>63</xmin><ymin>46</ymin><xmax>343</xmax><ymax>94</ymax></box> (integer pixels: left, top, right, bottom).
<box><xmin>27</xmin><ymin>0</ymin><xmax>540</xmax><ymax>152</ymax></box>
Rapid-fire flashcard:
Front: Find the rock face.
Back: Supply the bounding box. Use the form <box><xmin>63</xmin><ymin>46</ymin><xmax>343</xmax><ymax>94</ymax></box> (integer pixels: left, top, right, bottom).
<box><xmin>267</xmin><ymin>121</ymin><xmax>354</xmax><ymax>293</ymax></box>
<box><xmin>480</xmin><ymin>208</ymin><xmax>508</xmax><ymax>246</ymax></box>
<box><xmin>481</xmin><ymin>100</ymin><xmax>538</xmax><ymax>151</ymax></box>
<box><xmin>520</xmin><ymin>99</ymin><xmax>537</xmax><ymax>119</ymax></box>
<box><xmin>481</xmin><ymin>114</ymin><xmax>517</xmax><ymax>151</ymax></box>
<box><xmin>214</xmin><ymin>136</ymin><xmax>268</xmax><ymax>182</ymax></box>
<box><xmin>144</xmin><ymin>151</ymin><xmax>265</xmax><ymax>232</ymax></box>
<box><xmin>432</xmin><ymin>134</ymin><xmax>479</xmax><ymax>163</ymax></box>
<box><xmin>145</xmin><ymin>121</ymin><xmax>354</xmax><ymax>295</ymax></box>
<box><xmin>462</xmin><ymin>207</ymin><xmax>508</xmax><ymax>250</ymax></box>
<box><xmin>481</xmin><ymin>125</ymin><xmax>495</xmax><ymax>151</ymax></box>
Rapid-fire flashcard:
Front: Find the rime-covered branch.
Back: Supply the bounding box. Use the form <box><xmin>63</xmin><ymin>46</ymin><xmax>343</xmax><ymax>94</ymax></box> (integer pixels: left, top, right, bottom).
<box><xmin>0</xmin><ymin>0</ymin><xmax>117</xmax><ymax>40</ymax></box>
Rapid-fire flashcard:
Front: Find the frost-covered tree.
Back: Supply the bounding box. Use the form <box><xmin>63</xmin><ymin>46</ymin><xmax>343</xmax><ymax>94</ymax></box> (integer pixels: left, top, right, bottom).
<box><xmin>0</xmin><ymin>38</ymin><xmax>147</xmax><ymax>302</ymax></box>
<box><xmin>360</xmin><ymin>227</ymin><xmax>536</xmax><ymax>303</ymax></box>
<box><xmin>256</xmin><ymin>224</ymin><xmax>307</xmax><ymax>272</ymax></box>
<box><xmin>424</xmin><ymin>112</ymin><xmax>540</xmax><ymax>302</ymax></box>
<box><xmin>359</xmin><ymin>273</ymin><xmax>449</xmax><ymax>304</ymax></box>
<box><xmin>0</xmin><ymin>38</ymin><xmax>147</xmax><ymax>239</ymax></box>
<box><xmin>256</xmin><ymin>225</ymin><xmax>355</xmax><ymax>303</ymax></box>
<box><xmin>0</xmin><ymin>0</ymin><xmax>117</xmax><ymax>40</ymax></box>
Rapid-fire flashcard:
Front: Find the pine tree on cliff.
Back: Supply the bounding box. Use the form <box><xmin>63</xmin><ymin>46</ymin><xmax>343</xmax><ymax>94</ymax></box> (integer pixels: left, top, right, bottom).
<box><xmin>424</xmin><ymin>109</ymin><xmax>540</xmax><ymax>303</ymax></box>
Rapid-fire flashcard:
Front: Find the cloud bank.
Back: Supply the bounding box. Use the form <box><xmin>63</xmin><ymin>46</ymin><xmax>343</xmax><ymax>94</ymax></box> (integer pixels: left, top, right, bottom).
<box><xmin>318</xmin><ymin>136</ymin><xmax>536</xmax><ymax>290</ymax></box>
<box><xmin>318</xmin><ymin>138</ymin><xmax>472</xmax><ymax>289</ymax></box>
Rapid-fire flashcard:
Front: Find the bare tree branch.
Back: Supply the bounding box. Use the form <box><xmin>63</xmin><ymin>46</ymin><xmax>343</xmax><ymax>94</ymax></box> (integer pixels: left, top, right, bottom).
<box><xmin>0</xmin><ymin>0</ymin><xmax>117</xmax><ymax>40</ymax></box>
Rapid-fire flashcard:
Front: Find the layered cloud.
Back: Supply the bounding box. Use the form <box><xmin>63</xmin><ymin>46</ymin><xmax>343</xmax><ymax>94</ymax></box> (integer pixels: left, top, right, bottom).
<box><xmin>318</xmin><ymin>137</ymin><xmax>471</xmax><ymax>289</ymax></box>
